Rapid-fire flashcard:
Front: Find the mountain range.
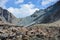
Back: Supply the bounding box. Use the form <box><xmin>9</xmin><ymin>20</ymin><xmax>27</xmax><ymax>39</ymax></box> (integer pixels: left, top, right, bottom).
<box><xmin>0</xmin><ymin>1</ymin><xmax>60</xmax><ymax>27</ymax></box>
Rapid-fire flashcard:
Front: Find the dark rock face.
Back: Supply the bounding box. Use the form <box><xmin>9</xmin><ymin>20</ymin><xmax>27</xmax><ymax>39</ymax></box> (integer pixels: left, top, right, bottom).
<box><xmin>35</xmin><ymin>1</ymin><xmax>60</xmax><ymax>24</ymax></box>
<box><xmin>0</xmin><ymin>7</ymin><xmax>19</xmax><ymax>25</ymax></box>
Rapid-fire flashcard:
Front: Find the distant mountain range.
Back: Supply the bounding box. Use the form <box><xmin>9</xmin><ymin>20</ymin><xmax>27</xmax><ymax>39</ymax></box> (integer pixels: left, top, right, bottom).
<box><xmin>19</xmin><ymin>1</ymin><xmax>60</xmax><ymax>26</ymax></box>
<box><xmin>0</xmin><ymin>1</ymin><xmax>60</xmax><ymax>27</ymax></box>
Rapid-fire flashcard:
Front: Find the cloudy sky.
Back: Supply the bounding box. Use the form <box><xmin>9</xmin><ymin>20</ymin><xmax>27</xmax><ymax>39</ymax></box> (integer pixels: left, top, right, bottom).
<box><xmin>0</xmin><ymin>0</ymin><xmax>59</xmax><ymax>18</ymax></box>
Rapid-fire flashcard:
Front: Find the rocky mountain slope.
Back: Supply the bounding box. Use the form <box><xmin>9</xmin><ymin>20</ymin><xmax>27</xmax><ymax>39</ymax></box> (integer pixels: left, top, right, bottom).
<box><xmin>19</xmin><ymin>1</ymin><xmax>60</xmax><ymax>26</ymax></box>
<box><xmin>0</xmin><ymin>7</ymin><xmax>20</xmax><ymax>25</ymax></box>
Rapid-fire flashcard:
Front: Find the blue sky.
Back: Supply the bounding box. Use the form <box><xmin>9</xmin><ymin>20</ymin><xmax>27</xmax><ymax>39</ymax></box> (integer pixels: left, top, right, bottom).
<box><xmin>0</xmin><ymin>0</ymin><xmax>59</xmax><ymax>18</ymax></box>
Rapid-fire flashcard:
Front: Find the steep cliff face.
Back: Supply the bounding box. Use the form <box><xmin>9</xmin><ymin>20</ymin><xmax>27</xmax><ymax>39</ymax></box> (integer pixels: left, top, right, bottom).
<box><xmin>0</xmin><ymin>7</ymin><xmax>20</xmax><ymax>25</ymax></box>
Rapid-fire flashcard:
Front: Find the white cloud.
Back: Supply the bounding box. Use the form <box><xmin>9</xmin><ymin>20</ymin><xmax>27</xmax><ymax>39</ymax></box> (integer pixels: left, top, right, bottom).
<box><xmin>41</xmin><ymin>0</ymin><xmax>59</xmax><ymax>6</ymax></box>
<box><xmin>15</xmin><ymin>0</ymin><xmax>24</xmax><ymax>4</ymax></box>
<box><xmin>0</xmin><ymin>0</ymin><xmax>8</xmax><ymax>9</ymax></box>
<box><xmin>7</xmin><ymin>3</ymin><xmax>39</xmax><ymax>18</ymax></box>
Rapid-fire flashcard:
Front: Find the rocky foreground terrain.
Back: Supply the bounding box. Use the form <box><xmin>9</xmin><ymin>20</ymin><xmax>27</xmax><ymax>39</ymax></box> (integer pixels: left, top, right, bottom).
<box><xmin>0</xmin><ymin>21</ymin><xmax>60</xmax><ymax>40</ymax></box>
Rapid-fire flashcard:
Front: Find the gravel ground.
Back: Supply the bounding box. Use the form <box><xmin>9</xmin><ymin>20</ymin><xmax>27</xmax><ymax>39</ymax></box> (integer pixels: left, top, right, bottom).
<box><xmin>0</xmin><ymin>25</ymin><xmax>60</xmax><ymax>40</ymax></box>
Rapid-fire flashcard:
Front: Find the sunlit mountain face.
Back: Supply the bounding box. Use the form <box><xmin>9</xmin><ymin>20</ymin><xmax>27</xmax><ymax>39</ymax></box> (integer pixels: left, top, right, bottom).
<box><xmin>0</xmin><ymin>0</ymin><xmax>59</xmax><ymax>18</ymax></box>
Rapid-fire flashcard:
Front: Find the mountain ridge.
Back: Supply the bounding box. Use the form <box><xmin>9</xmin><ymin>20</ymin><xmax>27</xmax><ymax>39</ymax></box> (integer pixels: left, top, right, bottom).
<box><xmin>19</xmin><ymin>1</ymin><xmax>60</xmax><ymax>26</ymax></box>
